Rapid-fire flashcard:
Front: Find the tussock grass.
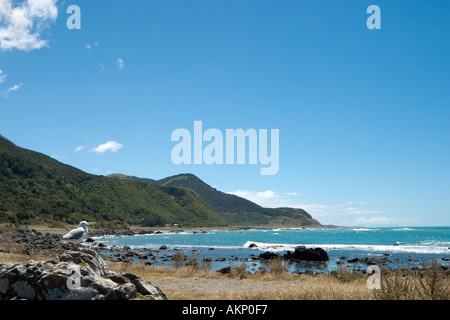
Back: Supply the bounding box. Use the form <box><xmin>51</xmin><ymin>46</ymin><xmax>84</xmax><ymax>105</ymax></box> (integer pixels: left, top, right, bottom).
<box><xmin>109</xmin><ymin>261</ymin><xmax>372</xmax><ymax>300</ymax></box>
<box><xmin>109</xmin><ymin>259</ymin><xmax>449</xmax><ymax>300</ymax></box>
<box><xmin>373</xmin><ymin>261</ymin><xmax>450</xmax><ymax>300</ymax></box>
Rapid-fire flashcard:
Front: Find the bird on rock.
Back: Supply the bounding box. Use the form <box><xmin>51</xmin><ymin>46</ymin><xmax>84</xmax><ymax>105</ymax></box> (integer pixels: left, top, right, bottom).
<box><xmin>62</xmin><ymin>221</ymin><xmax>90</xmax><ymax>244</ymax></box>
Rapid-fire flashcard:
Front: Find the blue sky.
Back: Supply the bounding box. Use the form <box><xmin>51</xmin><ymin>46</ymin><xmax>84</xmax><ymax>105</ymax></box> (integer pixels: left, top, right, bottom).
<box><xmin>0</xmin><ymin>0</ymin><xmax>449</xmax><ymax>226</ymax></box>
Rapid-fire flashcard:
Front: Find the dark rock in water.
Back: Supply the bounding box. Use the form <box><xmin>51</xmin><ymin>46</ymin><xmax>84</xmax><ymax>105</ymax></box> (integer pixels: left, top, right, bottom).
<box><xmin>216</xmin><ymin>266</ymin><xmax>231</xmax><ymax>274</ymax></box>
<box><xmin>215</xmin><ymin>257</ymin><xmax>227</xmax><ymax>262</ymax></box>
<box><xmin>159</xmin><ymin>245</ymin><xmax>167</xmax><ymax>250</ymax></box>
<box><xmin>258</xmin><ymin>251</ymin><xmax>281</xmax><ymax>260</ymax></box>
<box><xmin>360</xmin><ymin>257</ymin><xmax>391</xmax><ymax>265</ymax></box>
<box><xmin>0</xmin><ymin>248</ymin><xmax>167</xmax><ymax>300</ymax></box>
<box><xmin>284</xmin><ymin>247</ymin><xmax>329</xmax><ymax>262</ymax></box>
<box><xmin>85</xmin><ymin>238</ymin><xmax>95</xmax><ymax>243</ymax></box>
<box><xmin>248</xmin><ymin>243</ymin><xmax>258</xmax><ymax>248</ymax></box>
<box><xmin>347</xmin><ymin>258</ymin><xmax>360</xmax><ymax>263</ymax></box>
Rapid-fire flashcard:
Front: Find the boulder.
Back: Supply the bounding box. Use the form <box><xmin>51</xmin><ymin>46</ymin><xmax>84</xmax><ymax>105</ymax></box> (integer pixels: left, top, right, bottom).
<box><xmin>283</xmin><ymin>247</ymin><xmax>329</xmax><ymax>262</ymax></box>
<box><xmin>216</xmin><ymin>266</ymin><xmax>231</xmax><ymax>274</ymax></box>
<box><xmin>360</xmin><ymin>257</ymin><xmax>391</xmax><ymax>265</ymax></box>
<box><xmin>258</xmin><ymin>251</ymin><xmax>281</xmax><ymax>260</ymax></box>
<box><xmin>0</xmin><ymin>248</ymin><xmax>167</xmax><ymax>300</ymax></box>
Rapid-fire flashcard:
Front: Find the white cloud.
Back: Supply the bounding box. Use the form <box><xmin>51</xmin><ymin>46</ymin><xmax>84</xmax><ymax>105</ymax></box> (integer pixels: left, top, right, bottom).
<box><xmin>93</xmin><ymin>141</ymin><xmax>124</xmax><ymax>153</ymax></box>
<box><xmin>227</xmin><ymin>189</ymin><xmax>383</xmax><ymax>219</ymax></box>
<box><xmin>74</xmin><ymin>145</ymin><xmax>86</xmax><ymax>152</ymax></box>
<box><xmin>4</xmin><ymin>82</ymin><xmax>23</xmax><ymax>96</ymax></box>
<box><xmin>116</xmin><ymin>58</ymin><xmax>124</xmax><ymax>70</ymax></box>
<box><xmin>0</xmin><ymin>69</ymin><xmax>6</xmax><ymax>83</ymax></box>
<box><xmin>0</xmin><ymin>0</ymin><xmax>58</xmax><ymax>51</ymax></box>
<box><xmin>85</xmin><ymin>40</ymin><xmax>99</xmax><ymax>52</ymax></box>
<box><xmin>228</xmin><ymin>190</ymin><xmax>283</xmax><ymax>208</ymax></box>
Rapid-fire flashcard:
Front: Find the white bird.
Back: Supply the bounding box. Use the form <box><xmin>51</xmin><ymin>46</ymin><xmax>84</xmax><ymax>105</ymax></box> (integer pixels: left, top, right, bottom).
<box><xmin>62</xmin><ymin>221</ymin><xmax>90</xmax><ymax>243</ymax></box>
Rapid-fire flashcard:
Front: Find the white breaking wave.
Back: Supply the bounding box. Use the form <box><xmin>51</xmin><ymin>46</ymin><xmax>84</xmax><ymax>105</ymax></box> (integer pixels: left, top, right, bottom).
<box><xmin>243</xmin><ymin>241</ymin><xmax>450</xmax><ymax>254</ymax></box>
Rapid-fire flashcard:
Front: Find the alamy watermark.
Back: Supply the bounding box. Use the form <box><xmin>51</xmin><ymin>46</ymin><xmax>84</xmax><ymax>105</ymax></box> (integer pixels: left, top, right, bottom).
<box><xmin>66</xmin><ymin>265</ymin><xmax>81</xmax><ymax>289</ymax></box>
<box><xmin>67</xmin><ymin>5</ymin><xmax>81</xmax><ymax>30</ymax></box>
<box><xmin>171</xmin><ymin>121</ymin><xmax>279</xmax><ymax>175</ymax></box>
<box><xmin>366</xmin><ymin>265</ymin><xmax>381</xmax><ymax>290</ymax></box>
<box><xmin>65</xmin><ymin>4</ymin><xmax>380</xmax><ymax>32</ymax></box>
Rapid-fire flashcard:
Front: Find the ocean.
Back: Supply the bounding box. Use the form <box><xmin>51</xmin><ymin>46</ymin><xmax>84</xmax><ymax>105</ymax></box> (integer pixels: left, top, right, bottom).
<box><xmin>93</xmin><ymin>227</ymin><xmax>450</xmax><ymax>273</ymax></box>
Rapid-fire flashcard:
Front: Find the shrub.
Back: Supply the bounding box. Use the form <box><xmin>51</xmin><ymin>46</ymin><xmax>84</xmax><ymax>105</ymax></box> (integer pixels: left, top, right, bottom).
<box><xmin>172</xmin><ymin>251</ymin><xmax>186</xmax><ymax>268</ymax></box>
<box><xmin>268</xmin><ymin>256</ymin><xmax>288</xmax><ymax>275</ymax></box>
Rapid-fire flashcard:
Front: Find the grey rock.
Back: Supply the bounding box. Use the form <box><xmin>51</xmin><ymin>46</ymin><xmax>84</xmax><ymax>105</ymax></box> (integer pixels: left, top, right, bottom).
<box><xmin>0</xmin><ymin>248</ymin><xmax>167</xmax><ymax>300</ymax></box>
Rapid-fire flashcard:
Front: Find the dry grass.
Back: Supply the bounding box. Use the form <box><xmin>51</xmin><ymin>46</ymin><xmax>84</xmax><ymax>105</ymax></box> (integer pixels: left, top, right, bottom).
<box><xmin>0</xmin><ymin>251</ymin><xmax>33</xmax><ymax>263</ymax></box>
<box><xmin>373</xmin><ymin>261</ymin><xmax>450</xmax><ymax>300</ymax></box>
<box><xmin>108</xmin><ymin>259</ymin><xmax>450</xmax><ymax>300</ymax></box>
<box><xmin>0</xmin><ymin>245</ymin><xmax>55</xmax><ymax>263</ymax></box>
<box><xmin>109</xmin><ymin>261</ymin><xmax>373</xmax><ymax>300</ymax></box>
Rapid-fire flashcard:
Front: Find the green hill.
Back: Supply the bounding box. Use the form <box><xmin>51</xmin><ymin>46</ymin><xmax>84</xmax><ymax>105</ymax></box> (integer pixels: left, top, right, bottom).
<box><xmin>152</xmin><ymin>174</ymin><xmax>321</xmax><ymax>227</ymax></box>
<box><xmin>0</xmin><ymin>135</ymin><xmax>227</xmax><ymax>227</ymax></box>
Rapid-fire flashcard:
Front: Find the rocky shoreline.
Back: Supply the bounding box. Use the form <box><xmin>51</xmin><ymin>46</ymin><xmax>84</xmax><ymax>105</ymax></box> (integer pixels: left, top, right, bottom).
<box><xmin>1</xmin><ymin>226</ymin><xmax>449</xmax><ymax>283</ymax></box>
<box><xmin>0</xmin><ymin>226</ymin><xmax>168</xmax><ymax>300</ymax></box>
<box><xmin>0</xmin><ymin>247</ymin><xmax>167</xmax><ymax>300</ymax></box>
